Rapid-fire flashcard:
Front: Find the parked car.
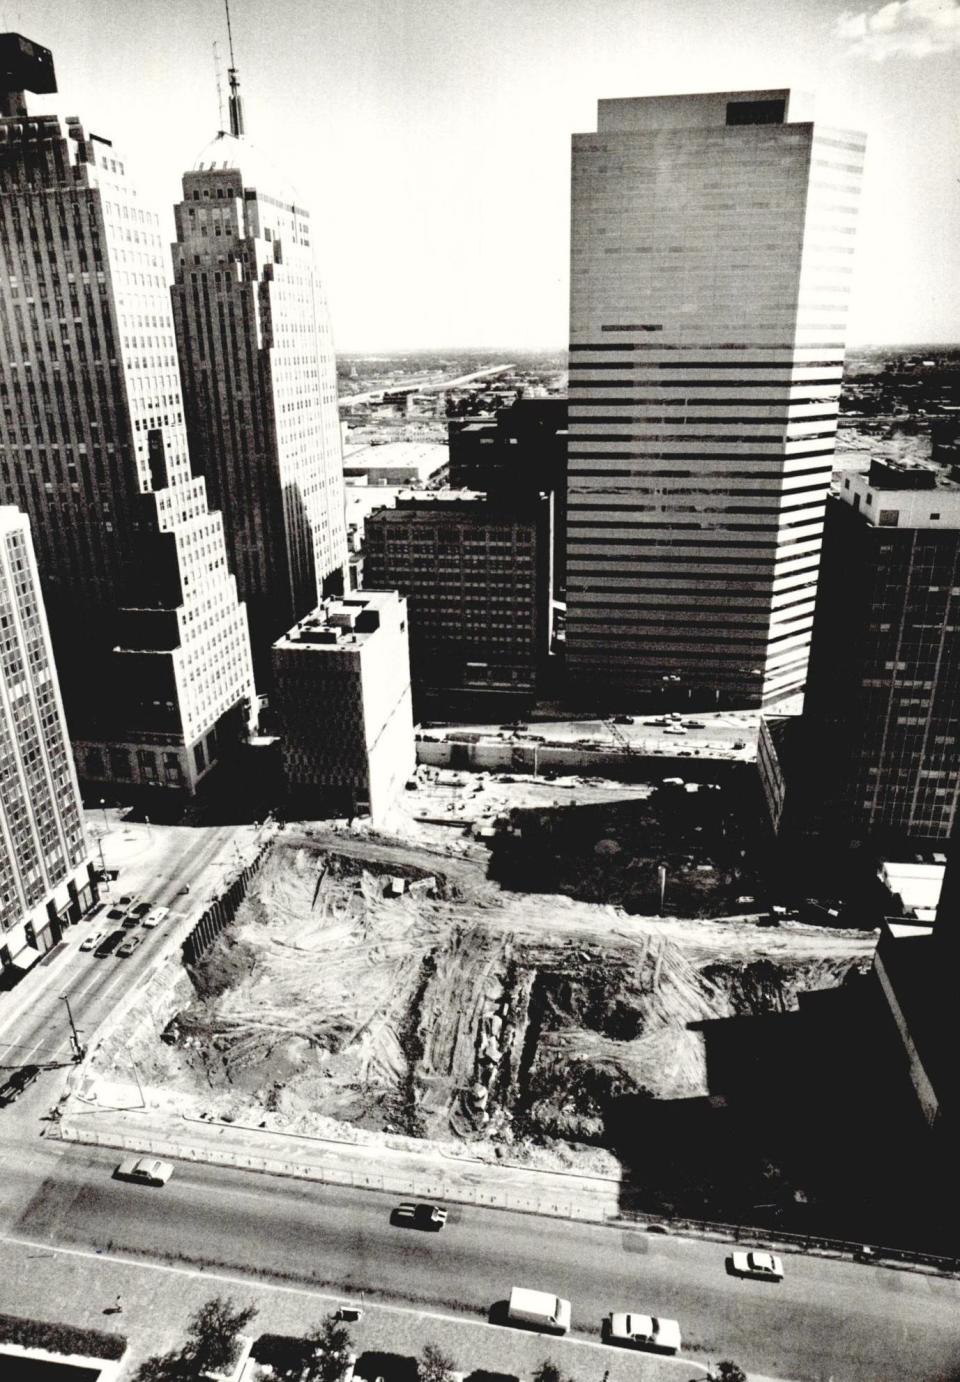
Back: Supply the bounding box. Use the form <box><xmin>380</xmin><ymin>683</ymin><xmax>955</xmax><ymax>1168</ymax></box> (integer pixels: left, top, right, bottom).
<box><xmin>115</xmin><ymin>1156</ymin><xmax>173</xmax><ymax>1186</ymax></box>
<box><xmin>613</xmin><ymin>714</ymin><xmax>634</xmax><ymax>725</ymax></box>
<box><xmin>391</xmin><ymin>1201</ymin><xmax>448</xmax><ymax>1231</ymax></box>
<box><xmin>130</xmin><ymin>901</ymin><xmax>153</xmax><ymax>919</ymax></box>
<box><xmin>728</xmin><ymin>1250</ymin><xmax>784</xmax><ymax>1282</ymax></box>
<box><xmin>0</xmin><ymin>1064</ymin><xmax>41</xmax><ymax>1104</ymax></box>
<box><xmin>603</xmin><ymin>1311</ymin><xmax>681</xmax><ymax>1355</ymax></box>
<box><xmin>80</xmin><ymin>930</ymin><xmax>106</xmax><ymax>952</ymax></box>
<box><xmin>663</xmin><ymin>726</ymin><xmax>687</xmax><ymax>736</ymax></box>
<box><xmin>104</xmin><ymin>907</ymin><xmax>127</xmax><ymax>927</ymax></box>
<box><xmin>685</xmin><ymin>720</ymin><xmax>706</xmax><ymax>729</ymax></box>
<box><xmin>141</xmin><ymin>905</ymin><xmax>169</xmax><ymax>929</ymax></box>
<box><xmin>117</xmin><ymin>933</ymin><xmax>144</xmax><ymax>958</ymax></box>
<box><xmin>94</xmin><ymin>929</ymin><xmax>125</xmax><ymax>958</ymax></box>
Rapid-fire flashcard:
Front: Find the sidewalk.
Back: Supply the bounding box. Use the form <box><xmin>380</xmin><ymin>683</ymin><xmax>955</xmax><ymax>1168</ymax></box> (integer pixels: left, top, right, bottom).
<box><xmin>0</xmin><ymin>1236</ymin><xmax>730</xmax><ymax>1382</ymax></box>
<box><xmin>57</xmin><ymin>1093</ymin><xmax>623</xmax><ymax>1222</ymax></box>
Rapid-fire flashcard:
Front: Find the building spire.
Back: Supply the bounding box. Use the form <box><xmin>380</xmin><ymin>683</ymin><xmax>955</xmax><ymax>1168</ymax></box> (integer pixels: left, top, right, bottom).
<box><xmin>224</xmin><ymin>0</ymin><xmax>244</xmax><ymax>137</ymax></box>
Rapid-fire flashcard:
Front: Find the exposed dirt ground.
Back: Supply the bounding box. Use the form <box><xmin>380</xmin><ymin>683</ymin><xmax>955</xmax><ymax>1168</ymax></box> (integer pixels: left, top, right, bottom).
<box><xmin>121</xmin><ymin>811</ymin><xmax>875</xmax><ymax>1182</ymax></box>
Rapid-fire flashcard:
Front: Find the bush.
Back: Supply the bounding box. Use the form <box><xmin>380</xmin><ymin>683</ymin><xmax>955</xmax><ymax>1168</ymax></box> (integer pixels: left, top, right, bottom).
<box><xmin>0</xmin><ymin>1312</ymin><xmax>126</xmax><ymax>1360</ymax></box>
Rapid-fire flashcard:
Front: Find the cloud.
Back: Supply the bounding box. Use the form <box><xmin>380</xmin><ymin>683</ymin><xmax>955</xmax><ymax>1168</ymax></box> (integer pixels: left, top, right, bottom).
<box><xmin>835</xmin><ymin>0</ymin><xmax>960</xmax><ymax>58</ymax></box>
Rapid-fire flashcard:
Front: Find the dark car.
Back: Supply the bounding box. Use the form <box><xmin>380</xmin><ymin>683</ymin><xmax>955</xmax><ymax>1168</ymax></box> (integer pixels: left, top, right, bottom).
<box><xmin>0</xmin><ymin>1064</ymin><xmax>41</xmax><ymax>1104</ymax></box>
<box><xmin>94</xmin><ymin>929</ymin><xmax>125</xmax><ymax>958</ymax></box>
<box><xmin>104</xmin><ymin>906</ymin><xmax>127</xmax><ymax>927</ymax></box>
<box><xmin>116</xmin><ymin>932</ymin><xmax>143</xmax><ymax>958</ymax></box>
<box><xmin>130</xmin><ymin>902</ymin><xmax>153</xmax><ymax>919</ymax></box>
<box><xmin>391</xmin><ymin>1201</ymin><xmax>448</xmax><ymax>1231</ymax></box>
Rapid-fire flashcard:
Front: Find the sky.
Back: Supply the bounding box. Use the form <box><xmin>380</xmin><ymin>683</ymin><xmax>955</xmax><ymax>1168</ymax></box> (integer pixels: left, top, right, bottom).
<box><xmin>14</xmin><ymin>0</ymin><xmax>960</xmax><ymax>350</ymax></box>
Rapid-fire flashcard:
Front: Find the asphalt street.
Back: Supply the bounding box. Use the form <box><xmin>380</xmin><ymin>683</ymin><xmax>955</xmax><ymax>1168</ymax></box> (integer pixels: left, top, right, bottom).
<box><xmin>0</xmin><ymin>823</ymin><xmax>247</xmax><ymax>1068</ymax></box>
<box><xmin>3</xmin><ymin>1141</ymin><xmax>958</xmax><ymax>1382</ymax></box>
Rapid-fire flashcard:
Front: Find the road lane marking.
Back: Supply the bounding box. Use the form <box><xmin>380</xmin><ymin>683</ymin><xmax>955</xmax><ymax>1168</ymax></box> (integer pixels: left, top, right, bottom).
<box><xmin>0</xmin><ymin>1230</ymin><xmax>708</xmax><ymax>1368</ymax></box>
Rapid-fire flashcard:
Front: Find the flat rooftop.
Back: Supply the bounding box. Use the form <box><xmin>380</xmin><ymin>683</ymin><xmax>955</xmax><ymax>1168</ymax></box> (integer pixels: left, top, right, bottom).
<box><xmin>274</xmin><ymin>592</ymin><xmax>402</xmax><ymax>654</ymax></box>
<box><xmin>341</xmin><ymin>440</ymin><xmax>448</xmax><ymax>480</ymax></box>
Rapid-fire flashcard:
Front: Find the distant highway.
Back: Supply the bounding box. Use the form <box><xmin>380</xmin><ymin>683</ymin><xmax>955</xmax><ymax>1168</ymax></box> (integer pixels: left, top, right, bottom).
<box><xmin>340</xmin><ymin>364</ymin><xmax>516</xmax><ymax>408</ymax></box>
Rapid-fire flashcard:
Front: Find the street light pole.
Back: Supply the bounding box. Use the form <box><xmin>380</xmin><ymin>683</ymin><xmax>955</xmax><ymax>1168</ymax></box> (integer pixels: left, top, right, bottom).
<box><xmin>99</xmin><ymin>798</ymin><xmax>109</xmax><ymax>834</ymax></box>
<box><xmin>60</xmin><ymin>994</ymin><xmax>85</xmax><ymax>1063</ymax></box>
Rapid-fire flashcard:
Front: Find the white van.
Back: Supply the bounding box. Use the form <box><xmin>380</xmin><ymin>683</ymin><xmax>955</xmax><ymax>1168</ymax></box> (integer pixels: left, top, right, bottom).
<box><xmin>506</xmin><ymin>1286</ymin><xmax>571</xmax><ymax>1334</ymax></box>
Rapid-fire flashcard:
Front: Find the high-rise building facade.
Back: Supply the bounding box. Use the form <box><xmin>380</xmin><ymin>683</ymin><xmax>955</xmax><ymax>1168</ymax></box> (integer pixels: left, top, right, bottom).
<box><xmin>171</xmin><ymin>87</ymin><xmax>347</xmax><ymax>684</ymax></box>
<box><xmin>0</xmin><ymin>506</ymin><xmax>96</xmax><ymax>965</ymax></box>
<box><xmin>0</xmin><ymin>36</ymin><xmax>257</xmax><ymax>795</ymax></box>
<box><xmin>801</xmin><ymin>462</ymin><xmax>960</xmax><ymax>848</ymax></box>
<box><xmin>272</xmin><ymin>592</ymin><xmax>414</xmax><ymax>822</ymax></box>
<box><xmin>363</xmin><ymin>492</ymin><xmax>552</xmax><ymax>712</ymax></box>
<box><xmin>566</xmin><ymin>90</ymin><xmax>865</xmax><ymax>707</ymax></box>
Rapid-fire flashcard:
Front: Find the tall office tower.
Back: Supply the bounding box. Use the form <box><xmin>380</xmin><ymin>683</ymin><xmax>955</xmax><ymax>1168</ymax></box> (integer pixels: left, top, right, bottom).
<box><xmin>170</xmin><ymin>50</ymin><xmax>347</xmax><ymax>685</ymax></box>
<box><xmin>566</xmin><ymin>90</ymin><xmax>865</xmax><ymax>707</ymax></box>
<box><xmin>0</xmin><ymin>506</ymin><xmax>96</xmax><ymax>967</ymax></box>
<box><xmin>0</xmin><ymin>34</ymin><xmax>257</xmax><ymax>795</ymax></box>
<box><xmin>800</xmin><ymin>462</ymin><xmax>960</xmax><ymax>848</ymax></box>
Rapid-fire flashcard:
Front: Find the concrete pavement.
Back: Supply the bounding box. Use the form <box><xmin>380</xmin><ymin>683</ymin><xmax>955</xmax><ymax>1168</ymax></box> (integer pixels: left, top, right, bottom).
<box><xmin>0</xmin><ymin>1235</ymin><xmax>722</xmax><ymax>1382</ymax></box>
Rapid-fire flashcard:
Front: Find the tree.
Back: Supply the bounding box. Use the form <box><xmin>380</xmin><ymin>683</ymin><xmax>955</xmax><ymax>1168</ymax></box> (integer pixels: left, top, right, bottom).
<box><xmin>418</xmin><ymin>1342</ymin><xmax>457</xmax><ymax>1382</ymax></box>
<box><xmin>184</xmin><ymin>1296</ymin><xmax>258</xmax><ymax>1376</ymax></box>
<box><xmin>712</xmin><ymin>1364</ymin><xmax>747</xmax><ymax>1382</ymax></box>
<box><xmin>296</xmin><ymin>1314</ymin><xmax>356</xmax><ymax>1382</ymax></box>
<box><xmin>531</xmin><ymin>1362</ymin><xmax>572</xmax><ymax>1382</ymax></box>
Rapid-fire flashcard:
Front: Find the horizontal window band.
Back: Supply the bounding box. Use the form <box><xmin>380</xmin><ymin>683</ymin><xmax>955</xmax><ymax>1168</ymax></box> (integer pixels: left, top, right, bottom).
<box><xmin>569</xmin><ymin>449</ymin><xmax>835</xmax><ymax>462</ymax></box>
<box><xmin>569</xmin><ymin>343</ymin><xmax>845</xmax><ymax>352</ymax></box>
<box><xmin>600</xmin><ymin>324</ymin><xmax>662</xmax><ymax>332</ymax></box>
<box><xmin>567</xmin><ymin>415</ymin><xmax>838</xmax><ymax>426</ymax></box>
<box><xmin>568</xmin><ymin>432</ymin><xmax>836</xmax><ymax>444</ymax></box>
<box><xmin>568</xmin><ymin>361</ymin><xmax>842</xmax><ymax>371</ymax></box>
<box><xmin>569</xmin><ymin>381</ymin><xmax>842</xmax><ymax>392</ymax></box>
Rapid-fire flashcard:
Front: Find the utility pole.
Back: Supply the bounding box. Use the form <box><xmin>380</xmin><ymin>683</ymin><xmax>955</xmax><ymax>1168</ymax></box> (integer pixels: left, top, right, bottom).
<box><xmin>60</xmin><ymin>994</ymin><xmax>85</xmax><ymax>1062</ymax></box>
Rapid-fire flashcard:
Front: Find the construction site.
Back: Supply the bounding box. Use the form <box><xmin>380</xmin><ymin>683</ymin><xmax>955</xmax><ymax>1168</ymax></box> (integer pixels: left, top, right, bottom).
<box><xmin>87</xmin><ymin>765</ymin><xmax>893</xmax><ymax>1230</ymax></box>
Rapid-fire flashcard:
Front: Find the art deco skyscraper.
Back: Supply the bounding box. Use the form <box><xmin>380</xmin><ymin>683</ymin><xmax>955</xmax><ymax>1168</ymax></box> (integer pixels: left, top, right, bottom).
<box><xmin>566</xmin><ymin>90</ymin><xmax>865</xmax><ymax>707</ymax></box>
<box><xmin>170</xmin><ymin>47</ymin><xmax>347</xmax><ymax>684</ymax></box>
<box><xmin>0</xmin><ymin>505</ymin><xmax>96</xmax><ymax>966</ymax></box>
<box><xmin>0</xmin><ymin>35</ymin><xmax>257</xmax><ymax>795</ymax></box>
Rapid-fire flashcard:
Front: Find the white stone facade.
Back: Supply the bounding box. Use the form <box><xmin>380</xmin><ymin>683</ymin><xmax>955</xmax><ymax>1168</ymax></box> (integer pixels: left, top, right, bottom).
<box><xmin>272</xmin><ymin>592</ymin><xmax>414</xmax><ymax>823</ymax></box>
<box><xmin>172</xmin><ymin>134</ymin><xmax>348</xmax><ymax>684</ymax></box>
<box><xmin>0</xmin><ymin>112</ymin><xmax>257</xmax><ymax>793</ymax></box>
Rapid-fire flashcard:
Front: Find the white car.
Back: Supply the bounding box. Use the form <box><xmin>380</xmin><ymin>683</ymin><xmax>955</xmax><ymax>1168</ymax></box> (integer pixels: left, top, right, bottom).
<box><xmin>141</xmin><ymin>905</ymin><xmax>169</xmax><ymax>929</ymax></box>
<box><xmin>728</xmin><ymin>1249</ymin><xmax>784</xmax><ymax>1282</ymax></box>
<box><xmin>604</xmin><ymin>1312</ymin><xmax>681</xmax><ymax>1354</ymax></box>
<box><xmin>79</xmin><ymin>930</ymin><xmax>106</xmax><ymax>953</ymax></box>
<box><xmin>663</xmin><ymin>725</ymin><xmax>687</xmax><ymax>735</ymax></box>
<box><xmin>115</xmin><ymin>1156</ymin><xmax>174</xmax><ymax>1187</ymax></box>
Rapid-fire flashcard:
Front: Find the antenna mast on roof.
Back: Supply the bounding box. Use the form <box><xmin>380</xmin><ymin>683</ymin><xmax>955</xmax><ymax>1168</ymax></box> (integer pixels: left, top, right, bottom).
<box><xmin>224</xmin><ymin>0</ymin><xmax>244</xmax><ymax>137</ymax></box>
<box><xmin>213</xmin><ymin>41</ymin><xmax>225</xmax><ymax>134</ymax></box>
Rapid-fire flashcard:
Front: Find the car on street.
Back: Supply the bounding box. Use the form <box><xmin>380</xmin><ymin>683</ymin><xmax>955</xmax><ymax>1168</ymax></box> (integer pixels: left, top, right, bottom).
<box><xmin>728</xmin><ymin>1249</ymin><xmax>784</xmax><ymax>1282</ymax></box>
<box><xmin>104</xmin><ymin>907</ymin><xmax>127</xmax><ymax>927</ymax></box>
<box><xmin>603</xmin><ymin>1311</ymin><xmax>682</xmax><ymax>1354</ymax></box>
<box><xmin>117</xmin><ymin>932</ymin><xmax>144</xmax><ymax>958</ymax></box>
<box><xmin>142</xmin><ymin>905</ymin><xmax>169</xmax><ymax>929</ymax></box>
<box><xmin>80</xmin><ymin>930</ymin><xmax>106</xmax><ymax>952</ymax></box>
<box><xmin>391</xmin><ymin>1201</ymin><xmax>448</xmax><ymax>1231</ymax></box>
<box><xmin>130</xmin><ymin>902</ymin><xmax>153</xmax><ymax>919</ymax></box>
<box><xmin>612</xmin><ymin>714</ymin><xmax>634</xmax><ymax>725</ymax></box>
<box><xmin>94</xmin><ymin>929</ymin><xmax>125</xmax><ymax>958</ymax></box>
<box><xmin>684</xmin><ymin>720</ymin><xmax>706</xmax><ymax>729</ymax></box>
<box><xmin>663</xmin><ymin>726</ymin><xmax>687</xmax><ymax>735</ymax></box>
<box><xmin>115</xmin><ymin>1156</ymin><xmax>174</xmax><ymax>1186</ymax></box>
<box><xmin>0</xmin><ymin>1064</ymin><xmax>41</xmax><ymax>1104</ymax></box>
